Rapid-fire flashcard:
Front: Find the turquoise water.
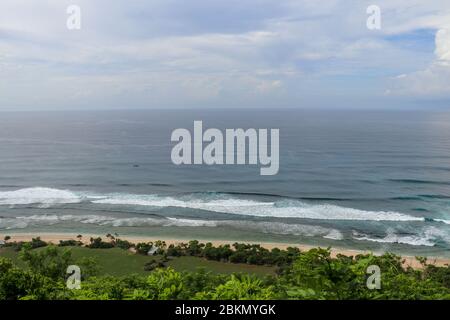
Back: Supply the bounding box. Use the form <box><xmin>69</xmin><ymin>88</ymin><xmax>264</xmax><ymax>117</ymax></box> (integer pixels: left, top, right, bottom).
<box><xmin>0</xmin><ymin>109</ymin><xmax>449</xmax><ymax>256</ymax></box>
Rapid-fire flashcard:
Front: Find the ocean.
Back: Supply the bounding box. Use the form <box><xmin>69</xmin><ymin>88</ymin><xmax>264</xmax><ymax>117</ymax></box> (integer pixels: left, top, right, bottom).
<box><xmin>0</xmin><ymin>109</ymin><xmax>449</xmax><ymax>257</ymax></box>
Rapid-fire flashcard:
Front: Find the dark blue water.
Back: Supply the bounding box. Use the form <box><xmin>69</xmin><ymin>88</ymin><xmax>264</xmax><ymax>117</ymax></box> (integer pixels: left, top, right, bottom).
<box><xmin>0</xmin><ymin>109</ymin><xmax>449</xmax><ymax>256</ymax></box>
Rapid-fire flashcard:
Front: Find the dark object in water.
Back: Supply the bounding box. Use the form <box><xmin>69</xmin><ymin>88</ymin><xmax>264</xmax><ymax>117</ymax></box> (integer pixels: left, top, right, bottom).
<box><xmin>133</xmin><ymin>164</ymin><xmax>140</xmax><ymax>168</ymax></box>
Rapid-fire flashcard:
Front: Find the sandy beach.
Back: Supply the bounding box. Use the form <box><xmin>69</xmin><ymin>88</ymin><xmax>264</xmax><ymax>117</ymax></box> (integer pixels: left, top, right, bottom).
<box><xmin>1</xmin><ymin>232</ymin><xmax>449</xmax><ymax>269</ymax></box>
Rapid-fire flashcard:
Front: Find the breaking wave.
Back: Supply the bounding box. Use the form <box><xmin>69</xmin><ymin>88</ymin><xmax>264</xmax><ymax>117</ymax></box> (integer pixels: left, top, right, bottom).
<box><xmin>91</xmin><ymin>193</ymin><xmax>423</xmax><ymax>222</ymax></box>
<box><xmin>0</xmin><ymin>187</ymin><xmax>425</xmax><ymax>222</ymax></box>
<box><xmin>0</xmin><ymin>188</ymin><xmax>81</xmax><ymax>206</ymax></box>
<box><xmin>352</xmin><ymin>227</ymin><xmax>450</xmax><ymax>247</ymax></box>
<box><xmin>0</xmin><ymin>214</ymin><xmax>342</xmax><ymax>239</ymax></box>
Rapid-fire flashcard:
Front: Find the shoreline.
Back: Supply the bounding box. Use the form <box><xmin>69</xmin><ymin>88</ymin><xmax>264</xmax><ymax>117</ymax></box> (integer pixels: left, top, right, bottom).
<box><xmin>1</xmin><ymin>232</ymin><xmax>449</xmax><ymax>269</ymax></box>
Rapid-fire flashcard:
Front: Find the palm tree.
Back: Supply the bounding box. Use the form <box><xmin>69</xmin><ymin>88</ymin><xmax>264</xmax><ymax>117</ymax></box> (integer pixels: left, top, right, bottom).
<box><xmin>105</xmin><ymin>233</ymin><xmax>111</xmax><ymax>239</ymax></box>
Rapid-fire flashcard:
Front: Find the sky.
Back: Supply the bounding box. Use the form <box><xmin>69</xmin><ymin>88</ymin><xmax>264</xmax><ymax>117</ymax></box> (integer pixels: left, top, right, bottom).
<box><xmin>0</xmin><ymin>0</ymin><xmax>449</xmax><ymax>110</ymax></box>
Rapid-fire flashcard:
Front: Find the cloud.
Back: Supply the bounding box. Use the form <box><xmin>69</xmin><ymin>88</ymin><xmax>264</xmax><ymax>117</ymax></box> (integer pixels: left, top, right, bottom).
<box><xmin>388</xmin><ymin>27</ymin><xmax>450</xmax><ymax>97</ymax></box>
<box><xmin>0</xmin><ymin>0</ymin><xmax>450</xmax><ymax>109</ymax></box>
<box><xmin>388</xmin><ymin>61</ymin><xmax>450</xmax><ymax>96</ymax></box>
<box><xmin>385</xmin><ymin>2</ymin><xmax>450</xmax><ymax>98</ymax></box>
<box><xmin>435</xmin><ymin>28</ymin><xmax>450</xmax><ymax>61</ymax></box>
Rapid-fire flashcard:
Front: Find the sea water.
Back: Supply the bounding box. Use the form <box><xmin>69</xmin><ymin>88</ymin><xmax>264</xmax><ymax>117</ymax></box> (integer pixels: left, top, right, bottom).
<box><xmin>0</xmin><ymin>109</ymin><xmax>449</xmax><ymax>257</ymax></box>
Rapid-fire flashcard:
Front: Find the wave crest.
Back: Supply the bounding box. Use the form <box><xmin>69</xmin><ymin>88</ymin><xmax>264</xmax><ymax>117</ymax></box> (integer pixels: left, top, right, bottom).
<box><xmin>93</xmin><ymin>194</ymin><xmax>423</xmax><ymax>222</ymax></box>
<box><xmin>0</xmin><ymin>214</ymin><xmax>343</xmax><ymax>240</ymax></box>
<box><xmin>0</xmin><ymin>187</ymin><xmax>425</xmax><ymax>222</ymax></box>
<box><xmin>0</xmin><ymin>187</ymin><xmax>81</xmax><ymax>206</ymax></box>
<box><xmin>352</xmin><ymin>227</ymin><xmax>450</xmax><ymax>247</ymax></box>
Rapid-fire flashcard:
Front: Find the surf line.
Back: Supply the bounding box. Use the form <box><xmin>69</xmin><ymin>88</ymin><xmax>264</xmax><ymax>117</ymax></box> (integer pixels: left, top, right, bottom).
<box><xmin>171</xmin><ymin>121</ymin><xmax>279</xmax><ymax>175</ymax></box>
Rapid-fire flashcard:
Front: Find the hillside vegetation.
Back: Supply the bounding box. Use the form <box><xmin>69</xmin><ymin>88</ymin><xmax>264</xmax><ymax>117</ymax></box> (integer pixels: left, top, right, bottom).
<box><xmin>0</xmin><ymin>236</ymin><xmax>449</xmax><ymax>300</ymax></box>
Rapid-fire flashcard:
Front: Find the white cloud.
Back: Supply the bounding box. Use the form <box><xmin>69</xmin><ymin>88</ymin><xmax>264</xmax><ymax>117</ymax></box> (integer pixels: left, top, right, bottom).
<box><xmin>389</xmin><ymin>27</ymin><xmax>450</xmax><ymax>97</ymax></box>
<box><xmin>1</xmin><ymin>0</ymin><xmax>450</xmax><ymax>109</ymax></box>
<box><xmin>435</xmin><ymin>28</ymin><xmax>450</xmax><ymax>61</ymax></box>
<box><xmin>388</xmin><ymin>61</ymin><xmax>450</xmax><ymax>96</ymax></box>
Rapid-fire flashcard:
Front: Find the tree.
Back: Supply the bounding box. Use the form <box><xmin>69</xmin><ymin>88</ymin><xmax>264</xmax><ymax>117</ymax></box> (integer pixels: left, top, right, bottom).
<box><xmin>86</xmin><ymin>237</ymin><xmax>114</xmax><ymax>249</ymax></box>
<box><xmin>135</xmin><ymin>242</ymin><xmax>155</xmax><ymax>255</ymax></box>
<box><xmin>106</xmin><ymin>233</ymin><xmax>115</xmax><ymax>242</ymax></box>
<box><xmin>77</xmin><ymin>257</ymin><xmax>101</xmax><ymax>279</ymax></box>
<box><xmin>145</xmin><ymin>268</ymin><xmax>184</xmax><ymax>300</ymax></box>
<box><xmin>281</xmin><ymin>248</ymin><xmax>361</xmax><ymax>299</ymax></box>
<box><xmin>29</xmin><ymin>237</ymin><xmax>47</xmax><ymax>249</ymax></box>
<box><xmin>19</xmin><ymin>244</ymin><xmax>73</xmax><ymax>280</ymax></box>
<box><xmin>196</xmin><ymin>274</ymin><xmax>276</xmax><ymax>300</ymax></box>
<box><xmin>0</xmin><ymin>259</ymin><xmax>60</xmax><ymax>300</ymax></box>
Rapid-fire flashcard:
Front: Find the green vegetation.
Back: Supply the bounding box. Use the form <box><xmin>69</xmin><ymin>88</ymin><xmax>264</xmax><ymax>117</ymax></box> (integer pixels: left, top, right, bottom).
<box><xmin>167</xmin><ymin>256</ymin><xmax>275</xmax><ymax>276</ymax></box>
<box><xmin>0</xmin><ymin>246</ymin><xmax>275</xmax><ymax>277</ymax></box>
<box><xmin>0</xmin><ymin>236</ymin><xmax>449</xmax><ymax>300</ymax></box>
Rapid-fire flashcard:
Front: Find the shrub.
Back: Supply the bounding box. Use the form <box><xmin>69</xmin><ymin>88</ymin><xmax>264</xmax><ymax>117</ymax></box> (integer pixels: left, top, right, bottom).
<box><xmin>115</xmin><ymin>239</ymin><xmax>134</xmax><ymax>250</ymax></box>
<box><xmin>135</xmin><ymin>242</ymin><xmax>153</xmax><ymax>255</ymax></box>
<box><xmin>19</xmin><ymin>244</ymin><xmax>73</xmax><ymax>281</ymax></box>
<box><xmin>58</xmin><ymin>240</ymin><xmax>82</xmax><ymax>247</ymax></box>
<box><xmin>86</xmin><ymin>237</ymin><xmax>114</xmax><ymax>249</ymax></box>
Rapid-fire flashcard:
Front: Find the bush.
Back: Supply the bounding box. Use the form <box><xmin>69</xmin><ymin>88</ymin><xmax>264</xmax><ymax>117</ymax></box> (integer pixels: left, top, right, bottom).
<box><xmin>19</xmin><ymin>244</ymin><xmax>73</xmax><ymax>281</ymax></box>
<box><xmin>143</xmin><ymin>260</ymin><xmax>166</xmax><ymax>271</ymax></box>
<box><xmin>115</xmin><ymin>239</ymin><xmax>134</xmax><ymax>250</ymax></box>
<box><xmin>58</xmin><ymin>240</ymin><xmax>82</xmax><ymax>247</ymax></box>
<box><xmin>1</xmin><ymin>242</ymin><xmax>450</xmax><ymax>300</ymax></box>
<box><xmin>30</xmin><ymin>237</ymin><xmax>48</xmax><ymax>249</ymax></box>
<box><xmin>196</xmin><ymin>274</ymin><xmax>276</xmax><ymax>300</ymax></box>
<box><xmin>135</xmin><ymin>242</ymin><xmax>153</xmax><ymax>255</ymax></box>
<box><xmin>86</xmin><ymin>237</ymin><xmax>114</xmax><ymax>249</ymax></box>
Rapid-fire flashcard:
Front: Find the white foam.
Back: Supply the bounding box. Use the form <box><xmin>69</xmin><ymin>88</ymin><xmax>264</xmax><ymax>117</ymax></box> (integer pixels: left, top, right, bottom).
<box><xmin>352</xmin><ymin>227</ymin><xmax>449</xmax><ymax>247</ymax></box>
<box><xmin>1</xmin><ymin>214</ymin><xmax>342</xmax><ymax>239</ymax></box>
<box><xmin>0</xmin><ymin>214</ymin><xmax>60</xmax><ymax>230</ymax></box>
<box><xmin>232</xmin><ymin>220</ymin><xmax>333</xmax><ymax>238</ymax></box>
<box><xmin>435</xmin><ymin>219</ymin><xmax>450</xmax><ymax>225</ymax></box>
<box><xmin>0</xmin><ymin>188</ymin><xmax>81</xmax><ymax>205</ymax></box>
<box><xmin>323</xmin><ymin>229</ymin><xmax>344</xmax><ymax>240</ymax></box>
<box><xmin>0</xmin><ymin>218</ymin><xmax>28</xmax><ymax>230</ymax></box>
<box><xmin>8</xmin><ymin>214</ymin><xmax>216</xmax><ymax>228</ymax></box>
<box><xmin>165</xmin><ymin>217</ymin><xmax>218</xmax><ymax>227</ymax></box>
<box><xmin>0</xmin><ymin>187</ymin><xmax>425</xmax><ymax>222</ymax></box>
<box><xmin>93</xmin><ymin>194</ymin><xmax>422</xmax><ymax>222</ymax></box>
<box><xmin>354</xmin><ymin>233</ymin><xmax>435</xmax><ymax>247</ymax></box>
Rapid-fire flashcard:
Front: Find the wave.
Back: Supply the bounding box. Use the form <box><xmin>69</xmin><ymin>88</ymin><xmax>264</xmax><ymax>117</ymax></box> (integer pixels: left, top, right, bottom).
<box><xmin>392</xmin><ymin>194</ymin><xmax>450</xmax><ymax>201</ymax></box>
<box><xmin>352</xmin><ymin>227</ymin><xmax>449</xmax><ymax>247</ymax></box>
<box><xmin>0</xmin><ymin>188</ymin><xmax>81</xmax><ymax>206</ymax></box>
<box><xmin>92</xmin><ymin>194</ymin><xmax>423</xmax><ymax>222</ymax></box>
<box><xmin>322</xmin><ymin>229</ymin><xmax>344</xmax><ymax>240</ymax></box>
<box><xmin>419</xmin><ymin>194</ymin><xmax>450</xmax><ymax>199</ymax></box>
<box><xmin>353</xmin><ymin>232</ymin><xmax>435</xmax><ymax>247</ymax></box>
<box><xmin>0</xmin><ymin>187</ymin><xmax>424</xmax><ymax>222</ymax></box>
<box><xmin>0</xmin><ymin>214</ymin><xmax>343</xmax><ymax>239</ymax></box>
<box><xmin>434</xmin><ymin>219</ymin><xmax>450</xmax><ymax>225</ymax></box>
<box><xmin>214</xmin><ymin>191</ymin><xmax>350</xmax><ymax>201</ymax></box>
<box><xmin>388</xmin><ymin>179</ymin><xmax>450</xmax><ymax>186</ymax></box>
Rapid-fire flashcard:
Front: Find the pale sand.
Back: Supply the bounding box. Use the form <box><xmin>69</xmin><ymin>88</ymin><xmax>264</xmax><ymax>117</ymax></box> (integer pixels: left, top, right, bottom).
<box><xmin>1</xmin><ymin>232</ymin><xmax>449</xmax><ymax>269</ymax></box>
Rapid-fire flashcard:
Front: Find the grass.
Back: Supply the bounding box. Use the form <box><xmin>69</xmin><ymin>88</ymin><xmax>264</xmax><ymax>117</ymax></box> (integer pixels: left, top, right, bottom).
<box><xmin>167</xmin><ymin>256</ymin><xmax>276</xmax><ymax>276</ymax></box>
<box><xmin>70</xmin><ymin>247</ymin><xmax>157</xmax><ymax>276</ymax></box>
<box><xmin>0</xmin><ymin>246</ymin><xmax>276</xmax><ymax>277</ymax></box>
<box><xmin>0</xmin><ymin>247</ymin><xmax>21</xmax><ymax>265</ymax></box>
